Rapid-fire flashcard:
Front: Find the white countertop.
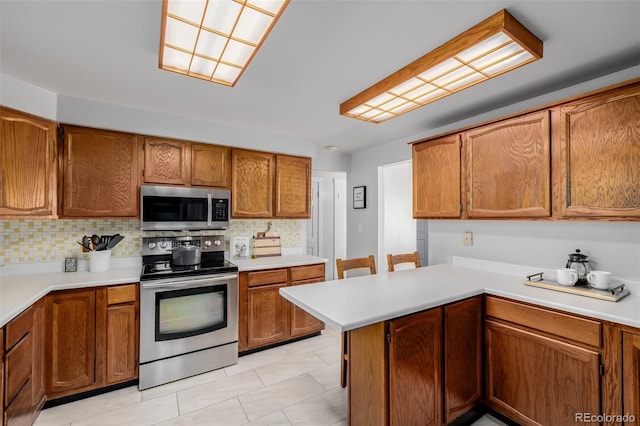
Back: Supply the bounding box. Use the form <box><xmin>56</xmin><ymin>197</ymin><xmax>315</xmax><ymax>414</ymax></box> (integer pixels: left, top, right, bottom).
<box><xmin>0</xmin><ymin>254</ymin><xmax>328</xmax><ymax>328</ymax></box>
<box><xmin>232</xmin><ymin>254</ymin><xmax>328</xmax><ymax>271</ymax></box>
<box><xmin>279</xmin><ymin>257</ymin><xmax>640</xmax><ymax>332</ymax></box>
<box><xmin>0</xmin><ymin>266</ymin><xmax>142</xmax><ymax>327</ymax></box>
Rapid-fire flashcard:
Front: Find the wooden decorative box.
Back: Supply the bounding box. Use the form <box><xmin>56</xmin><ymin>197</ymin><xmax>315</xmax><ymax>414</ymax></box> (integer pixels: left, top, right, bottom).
<box><xmin>253</xmin><ymin>236</ymin><xmax>281</xmax><ymax>257</ymax></box>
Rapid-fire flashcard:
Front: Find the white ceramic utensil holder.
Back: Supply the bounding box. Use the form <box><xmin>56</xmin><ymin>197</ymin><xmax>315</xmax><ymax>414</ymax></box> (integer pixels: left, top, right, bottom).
<box><xmin>89</xmin><ymin>250</ymin><xmax>111</xmax><ymax>272</ymax></box>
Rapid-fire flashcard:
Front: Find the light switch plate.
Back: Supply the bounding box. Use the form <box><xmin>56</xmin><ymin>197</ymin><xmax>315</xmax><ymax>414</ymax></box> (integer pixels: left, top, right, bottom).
<box><xmin>463</xmin><ymin>232</ymin><xmax>473</xmax><ymax>246</ymax></box>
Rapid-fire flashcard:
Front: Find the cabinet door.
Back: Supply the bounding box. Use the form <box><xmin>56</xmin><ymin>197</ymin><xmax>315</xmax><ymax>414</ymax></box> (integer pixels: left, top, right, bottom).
<box><xmin>289</xmin><ymin>278</ymin><xmax>325</xmax><ymax>337</ymax></box>
<box><xmin>389</xmin><ymin>308</ymin><xmax>442</xmax><ymax>426</ymax></box>
<box><xmin>62</xmin><ymin>126</ymin><xmax>139</xmax><ymax>217</ymax></box>
<box><xmin>231</xmin><ymin>149</ymin><xmax>274</xmax><ymax>218</ymax></box>
<box><xmin>31</xmin><ymin>300</ymin><xmax>46</xmax><ymax>415</ymax></box>
<box><xmin>485</xmin><ymin>320</ymin><xmax>600</xmax><ymax>426</ymax></box>
<box><xmin>143</xmin><ymin>137</ymin><xmax>190</xmax><ymax>185</ymax></box>
<box><xmin>46</xmin><ymin>290</ymin><xmax>96</xmax><ymax>395</ymax></box>
<box><xmin>623</xmin><ymin>331</ymin><xmax>640</xmax><ymax>424</ymax></box>
<box><xmin>191</xmin><ymin>143</ymin><xmax>230</xmax><ymax>187</ymax></box>
<box><xmin>247</xmin><ymin>283</ymin><xmax>288</xmax><ymax>348</ymax></box>
<box><xmin>444</xmin><ymin>297</ymin><xmax>482</xmax><ymax>423</ymax></box>
<box><xmin>274</xmin><ymin>155</ymin><xmax>311</xmax><ymax>218</ymax></box>
<box><xmin>465</xmin><ymin>111</ymin><xmax>550</xmax><ymax>217</ymax></box>
<box><xmin>0</xmin><ymin>107</ymin><xmax>57</xmax><ymax>216</ymax></box>
<box><xmin>555</xmin><ymin>84</ymin><xmax>640</xmax><ymax>218</ymax></box>
<box><xmin>106</xmin><ymin>304</ymin><xmax>137</xmax><ymax>384</ymax></box>
<box><xmin>413</xmin><ymin>134</ymin><xmax>461</xmax><ymax>218</ymax></box>
<box><xmin>0</xmin><ymin>328</ymin><xmax>3</xmax><ymax>426</ymax></box>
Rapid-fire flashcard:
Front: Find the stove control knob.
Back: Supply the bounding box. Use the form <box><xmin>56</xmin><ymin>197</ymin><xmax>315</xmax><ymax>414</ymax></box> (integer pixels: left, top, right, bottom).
<box><xmin>204</xmin><ymin>240</ymin><xmax>212</xmax><ymax>247</ymax></box>
<box><xmin>159</xmin><ymin>241</ymin><xmax>168</xmax><ymax>249</ymax></box>
<box><xmin>148</xmin><ymin>242</ymin><xmax>157</xmax><ymax>249</ymax></box>
<box><xmin>214</xmin><ymin>240</ymin><xmax>222</xmax><ymax>246</ymax></box>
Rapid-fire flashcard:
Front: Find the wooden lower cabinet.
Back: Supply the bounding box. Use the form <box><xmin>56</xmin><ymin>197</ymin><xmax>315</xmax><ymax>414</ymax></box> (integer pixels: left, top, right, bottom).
<box><xmin>349</xmin><ymin>296</ymin><xmax>482</xmax><ymax>426</ymax></box>
<box><xmin>623</xmin><ymin>331</ymin><xmax>640</xmax><ymax>424</ymax></box>
<box><xmin>1</xmin><ymin>328</ymin><xmax>4</xmax><ymax>426</ymax></box>
<box><xmin>29</xmin><ymin>300</ymin><xmax>46</xmax><ymax>420</ymax></box>
<box><xmin>247</xmin><ymin>283</ymin><xmax>289</xmax><ymax>348</ymax></box>
<box><xmin>105</xmin><ymin>284</ymin><xmax>138</xmax><ymax>385</ymax></box>
<box><xmin>239</xmin><ymin>264</ymin><xmax>326</xmax><ymax>353</ymax></box>
<box><xmin>46</xmin><ymin>290</ymin><xmax>96</xmax><ymax>396</ymax></box>
<box><xmin>45</xmin><ymin>284</ymin><xmax>139</xmax><ymax>401</ymax></box>
<box><xmin>444</xmin><ymin>296</ymin><xmax>482</xmax><ymax>423</ymax></box>
<box><xmin>389</xmin><ymin>308</ymin><xmax>442</xmax><ymax>426</ymax></box>
<box><xmin>485</xmin><ymin>320</ymin><xmax>600</xmax><ymax>425</ymax></box>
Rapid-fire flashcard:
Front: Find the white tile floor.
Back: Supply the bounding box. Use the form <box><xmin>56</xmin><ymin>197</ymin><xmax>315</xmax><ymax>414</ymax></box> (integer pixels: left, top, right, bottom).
<box><xmin>34</xmin><ymin>328</ymin><xmax>506</xmax><ymax>425</ymax></box>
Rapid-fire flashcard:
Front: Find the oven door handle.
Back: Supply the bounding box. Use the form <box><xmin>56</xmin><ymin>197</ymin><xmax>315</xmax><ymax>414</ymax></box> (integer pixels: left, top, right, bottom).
<box><xmin>141</xmin><ymin>273</ymin><xmax>238</xmax><ymax>289</ymax></box>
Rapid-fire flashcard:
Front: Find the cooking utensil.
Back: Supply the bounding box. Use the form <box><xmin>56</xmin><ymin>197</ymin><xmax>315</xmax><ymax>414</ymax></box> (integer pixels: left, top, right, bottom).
<box><xmin>100</xmin><ymin>235</ymin><xmax>111</xmax><ymax>244</ymax></box>
<box><xmin>106</xmin><ymin>234</ymin><xmax>124</xmax><ymax>250</ymax></box>
<box><xmin>77</xmin><ymin>241</ymin><xmax>93</xmax><ymax>251</ymax></box>
<box><xmin>95</xmin><ymin>242</ymin><xmax>109</xmax><ymax>251</ymax></box>
<box><xmin>171</xmin><ymin>244</ymin><xmax>201</xmax><ymax>266</ymax></box>
<box><xmin>566</xmin><ymin>249</ymin><xmax>592</xmax><ymax>285</ymax></box>
<box><xmin>91</xmin><ymin>234</ymin><xmax>100</xmax><ymax>250</ymax></box>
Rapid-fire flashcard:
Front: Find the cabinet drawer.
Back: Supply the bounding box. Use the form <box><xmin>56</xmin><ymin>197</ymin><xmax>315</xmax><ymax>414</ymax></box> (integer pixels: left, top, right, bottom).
<box><xmin>4</xmin><ymin>379</ymin><xmax>32</xmax><ymax>426</ymax></box>
<box><xmin>247</xmin><ymin>269</ymin><xmax>288</xmax><ymax>287</ymax></box>
<box><xmin>5</xmin><ymin>306</ymin><xmax>32</xmax><ymax>350</ymax></box>
<box><xmin>107</xmin><ymin>284</ymin><xmax>137</xmax><ymax>305</ymax></box>
<box><xmin>485</xmin><ymin>296</ymin><xmax>601</xmax><ymax>347</ymax></box>
<box><xmin>5</xmin><ymin>333</ymin><xmax>32</xmax><ymax>406</ymax></box>
<box><xmin>290</xmin><ymin>264</ymin><xmax>325</xmax><ymax>282</ymax></box>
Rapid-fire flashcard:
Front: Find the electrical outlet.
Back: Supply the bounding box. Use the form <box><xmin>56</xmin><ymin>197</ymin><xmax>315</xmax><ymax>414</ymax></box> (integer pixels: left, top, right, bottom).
<box><xmin>463</xmin><ymin>232</ymin><xmax>473</xmax><ymax>246</ymax></box>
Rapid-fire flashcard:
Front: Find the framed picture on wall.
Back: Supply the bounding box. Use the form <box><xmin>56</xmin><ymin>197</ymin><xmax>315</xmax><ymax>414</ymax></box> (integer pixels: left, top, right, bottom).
<box><xmin>353</xmin><ymin>186</ymin><xmax>366</xmax><ymax>209</ymax></box>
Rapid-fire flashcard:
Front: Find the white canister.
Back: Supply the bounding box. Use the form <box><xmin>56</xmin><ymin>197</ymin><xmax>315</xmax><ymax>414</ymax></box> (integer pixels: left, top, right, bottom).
<box><xmin>89</xmin><ymin>250</ymin><xmax>111</xmax><ymax>272</ymax></box>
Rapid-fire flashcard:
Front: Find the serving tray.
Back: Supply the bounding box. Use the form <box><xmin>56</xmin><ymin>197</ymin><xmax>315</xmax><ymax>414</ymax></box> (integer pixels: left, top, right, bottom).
<box><xmin>524</xmin><ymin>272</ymin><xmax>630</xmax><ymax>302</ymax></box>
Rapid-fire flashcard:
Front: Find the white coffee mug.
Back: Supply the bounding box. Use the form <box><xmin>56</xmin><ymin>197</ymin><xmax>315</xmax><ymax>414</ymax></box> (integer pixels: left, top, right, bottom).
<box><xmin>557</xmin><ymin>268</ymin><xmax>578</xmax><ymax>286</ymax></box>
<box><xmin>587</xmin><ymin>270</ymin><xmax>612</xmax><ymax>290</ymax></box>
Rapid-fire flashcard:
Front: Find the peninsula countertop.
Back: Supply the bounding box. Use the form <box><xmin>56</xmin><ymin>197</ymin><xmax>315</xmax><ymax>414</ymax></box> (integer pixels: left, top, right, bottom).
<box><xmin>279</xmin><ymin>257</ymin><xmax>640</xmax><ymax>332</ymax></box>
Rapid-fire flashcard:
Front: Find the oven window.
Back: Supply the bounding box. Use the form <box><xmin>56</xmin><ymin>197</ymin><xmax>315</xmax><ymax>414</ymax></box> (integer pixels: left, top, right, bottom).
<box><xmin>143</xmin><ymin>196</ymin><xmax>207</xmax><ymax>222</ymax></box>
<box><xmin>155</xmin><ymin>284</ymin><xmax>227</xmax><ymax>341</ymax></box>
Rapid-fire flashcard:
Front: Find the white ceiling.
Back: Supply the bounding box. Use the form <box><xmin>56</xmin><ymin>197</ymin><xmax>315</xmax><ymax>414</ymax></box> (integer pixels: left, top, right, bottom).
<box><xmin>1</xmin><ymin>0</ymin><xmax>639</xmax><ymax>154</ymax></box>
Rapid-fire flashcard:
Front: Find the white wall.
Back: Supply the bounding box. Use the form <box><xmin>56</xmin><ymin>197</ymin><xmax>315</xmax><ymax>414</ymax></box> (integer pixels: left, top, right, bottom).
<box><xmin>0</xmin><ymin>74</ymin><xmax>57</xmax><ymax>120</ymax></box>
<box><xmin>346</xmin><ymin>65</ymin><xmax>640</xmax><ymax>278</ymax></box>
<box><xmin>429</xmin><ymin>221</ymin><xmax>640</xmax><ymax>281</ymax></box>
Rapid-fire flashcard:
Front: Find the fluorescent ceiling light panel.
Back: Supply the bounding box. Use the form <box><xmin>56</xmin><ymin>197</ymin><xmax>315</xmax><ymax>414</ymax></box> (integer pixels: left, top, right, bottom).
<box><xmin>340</xmin><ymin>9</ymin><xmax>543</xmax><ymax>123</ymax></box>
<box><xmin>159</xmin><ymin>0</ymin><xmax>290</xmax><ymax>87</ymax></box>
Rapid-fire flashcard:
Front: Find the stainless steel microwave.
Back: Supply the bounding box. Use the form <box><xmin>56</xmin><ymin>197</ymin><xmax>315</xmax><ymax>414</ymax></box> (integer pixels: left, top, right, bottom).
<box><xmin>140</xmin><ymin>185</ymin><xmax>230</xmax><ymax>231</ymax></box>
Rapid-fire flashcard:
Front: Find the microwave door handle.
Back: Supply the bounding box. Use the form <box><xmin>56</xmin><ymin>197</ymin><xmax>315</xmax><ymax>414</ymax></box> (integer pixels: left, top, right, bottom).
<box><xmin>142</xmin><ymin>274</ymin><xmax>238</xmax><ymax>289</ymax></box>
<box><xmin>207</xmin><ymin>192</ymin><xmax>213</xmax><ymax>227</ymax></box>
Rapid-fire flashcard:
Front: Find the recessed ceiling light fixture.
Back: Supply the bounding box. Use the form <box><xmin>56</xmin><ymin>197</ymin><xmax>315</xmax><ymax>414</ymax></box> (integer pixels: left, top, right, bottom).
<box><xmin>340</xmin><ymin>9</ymin><xmax>543</xmax><ymax>123</ymax></box>
<box><xmin>159</xmin><ymin>0</ymin><xmax>290</xmax><ymax>87</ymax></box>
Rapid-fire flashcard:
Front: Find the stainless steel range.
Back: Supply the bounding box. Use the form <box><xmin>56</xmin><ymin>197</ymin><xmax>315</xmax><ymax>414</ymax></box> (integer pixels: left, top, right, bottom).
<box><xmin>139</xmin><ymin>235</ymin><xmax>238</xmax><ymax>390</ymax></box>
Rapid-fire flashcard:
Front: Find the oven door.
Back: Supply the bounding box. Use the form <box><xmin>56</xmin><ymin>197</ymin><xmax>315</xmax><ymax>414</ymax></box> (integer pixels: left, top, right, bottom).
<box><xmin>140</xmin><ymin>273</ymin><xmax>238</xmax><ymax>364</ymax></box>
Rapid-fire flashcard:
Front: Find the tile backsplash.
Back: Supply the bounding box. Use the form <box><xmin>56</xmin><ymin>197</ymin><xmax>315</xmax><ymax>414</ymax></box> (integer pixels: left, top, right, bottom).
<box><xmin>0</xmin><ymin>218</ymin><xmax>302</xmax><ymax>265</ymax></box>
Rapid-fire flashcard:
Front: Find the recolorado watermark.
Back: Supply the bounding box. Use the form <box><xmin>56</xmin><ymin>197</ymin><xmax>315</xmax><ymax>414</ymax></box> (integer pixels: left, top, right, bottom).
<box><xmin>575</xmin><ymin>412</ymin><xmax>636</xmax><ymax>423</ymax></box>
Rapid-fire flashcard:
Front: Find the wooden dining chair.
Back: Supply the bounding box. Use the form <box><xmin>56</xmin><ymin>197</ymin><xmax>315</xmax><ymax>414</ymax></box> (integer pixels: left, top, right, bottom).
<box><xmin>336</xmin><ymin>254</ymin><xmax>377</xmax><ymax>279</ymax></box>
<box><xmin>387</xmin><ymin>251</ymin><xmax>421</xmax><ymax>272</ymax></box>
<box><xmin>335</xmin><ymin>255</ymin><xmax>377</xmax><ymax>388</ymax></box>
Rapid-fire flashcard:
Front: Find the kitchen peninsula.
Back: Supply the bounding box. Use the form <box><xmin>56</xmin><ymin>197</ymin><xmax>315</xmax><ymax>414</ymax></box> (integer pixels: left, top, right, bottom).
<box><xmin>279</xmin><ymin>257</ymin><xmax>640</xmax><ymax>425</ymax></box>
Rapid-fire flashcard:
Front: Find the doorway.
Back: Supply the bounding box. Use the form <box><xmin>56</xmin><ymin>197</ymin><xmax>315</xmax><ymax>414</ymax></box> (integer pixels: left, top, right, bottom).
<box><xmin>377</xmin><ymin>160</ymin><xmax>417</xmax><ymax>272</ymax></box>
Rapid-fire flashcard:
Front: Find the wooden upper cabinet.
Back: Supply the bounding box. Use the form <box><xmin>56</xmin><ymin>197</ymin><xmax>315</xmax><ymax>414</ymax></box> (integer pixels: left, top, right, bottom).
<box><xmin>274</xmin><ymin>155</ymin><xmax>311</xmax><ymax>218</ymax></box>
<box><xmin>554</xmin><ymin>83</ymin><xmax>640</xmax><ymax>218</ymax></box>
<box><xmin>413</xmin><ymin>134</ymin><xmax>461</xmax><ymax>218</ymax></box>
<box><xmin>0</xmin><ymin>107</ymin><xmax>57</xmax><ymax>217</ymax></box>
<box><xmin>142</xmin><ymin>137</ymin><xmax>190</xmax><ymax>185</ymax></box>
<box><xmin>61</xmin><ymin>125</ymin><xmax>139</xmax><ymax>217</ymax></box>
<box><xmin>191</xmin><ymin>143</ymin><xmax>230</xmax><ymax>188</ymax></box>
<box><xmin>465</xmin><ymin>110</ymin><xmax>551</xmax><ymax>218</ymax></box>
<box><xmin>231</xmin><ymin>149</ymin><xmax>274</xmax><ymax>218</ymax></box>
